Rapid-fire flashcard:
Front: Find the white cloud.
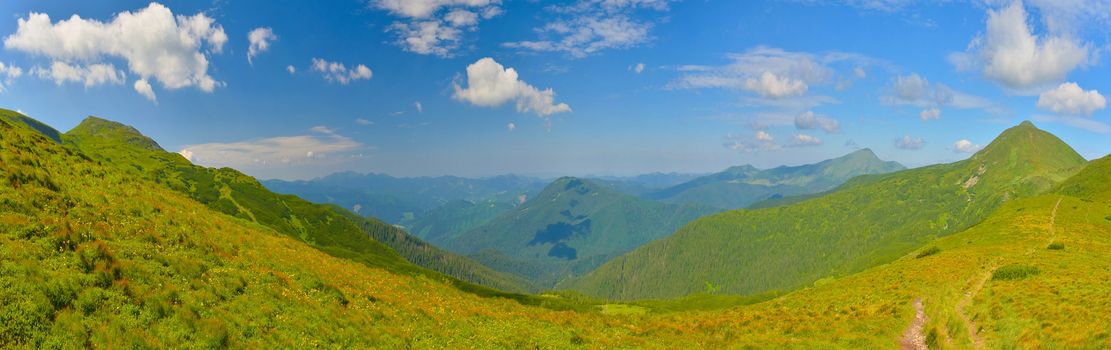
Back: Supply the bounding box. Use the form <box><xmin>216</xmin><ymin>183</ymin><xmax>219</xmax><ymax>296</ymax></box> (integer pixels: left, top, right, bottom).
<box><xmin>311</xmin><ymin>58</ymin><xmax>372</xmax><ymax>84</ymax></box>
<box><xmin>1033</xmin><ymin>114</ymin><xmax>1111</xmax><ymax>134</ymax></box>
<box><xmin>669</xmin><ymin>47</ymin><xmax>871</xmax><ymax>108</ymax></box>
<box><xmin>791</xmin><ymin>133</ymin><xmax>822</xmax><ymax>146</ymax></box>
<box><xmin>950</xmin><ymin>2</ymin><xmax>1088</xmax><ymax>89</ymax></box>
<box><xmin>883</xmin><ymin>73</ymin><xmax>999</xmax><ymax>114</ymax></box>
<box><xmin>178</xmin><ymin>149</ymin><xmax>195</xmax><ymax>162</ymax></box>
<box><xmin>0</xmin><ymin>62</ymin><xmax>23</xmax><ymax>92</ymax></box>
<box><xmin>286</xmin><ymin>65</ymin><xmax>296</xmax><ymax>74</ymax></box>
<box><xmin>134</xmin><ymin>79</ymin><xmax>156</xmax><ymax>102</ymax></box>
<box><xmin>452</xmin><ymin>57</ymin><xmax>571</xmax><ymax>117</ymax></box>
<box><xmin>953</xmin><ymin>139</ymin><xmax>982</xmax><ymax>153</ymax></box>
<box><xmin>373</xmin><ymin>0</ymin><xmax>500</xmax><ymax>18</ymax></box>
<box><xmin>373</xmin><ymin>0</ymin><xmax>502</xmax><ymax>57</ymax></box>
<box><xmin>724</xmin><ymin>131</ymin><xmax>781</xmax><ymax>152</ymax></box>
<box><xmin>309</xmin><ymin>125</ymin><xmax>337</xmax><ymax>134</ymax></box>
<box><xmin>632</xmin><ymin>63</ymin><xmax>646</xmax><ymax>74</ymax></box>
<box><xmin>755</xmin><ymin>130</ymin><xmax>774</xmax><ymax>142</ymax></box>
<box><xmin>4</xmin><ymin>3</ymin><xmax>226</xmax><ymax>97</ymax></box>
<box><xmin>247</xmin><ymin>27</ymin><xmax>277</xmax><ymax>64</ymax></box>
<box><xmin>32</xmin><ymin>62</ymin><xmax>125</xmax><ymax>87</ymax></box>
<box><xmin>853</xmin><ymin>66</ymin><xmax>867</xmax><ymax>78</ymax></box>
<box><xmin>503</xmin><ymin>1</ymin><xmax>672</xmax><ymax>57</ymax></box>
<box><xmin>895</xmin><ymin>135</ymin><xmax>924</xmax><ymax>150</ymax></box>
<box><xmin>920</xmin><ymin>107</ymin><xmax>941</xmax><ymax>120</ymax></box>
<box><xmin>178</xmin><ymin>126</ymin><xmax>362</xmax><ymax>171</ymax></box>
<box><xmin>355</xmin><ymin>118</ymin><xmax>374</xmax><ymax>126</ymax></box>
<box><xmin>793</xmin><ymin>110</ymin><xmax>840</xmax><ymax>133</ymax></box>
<box><xmin>506</xmin><ymin>122</ymin><xmax>516</xmax><ymax>132</ymax></box>
<box><xmin>744</xmin><ymin>72</ymin><xmax>808</xmax><ymax>98</ymax></box>
<box><xmin>1036</xmin><ymin>82</ymin><xmax>1106</xmax><ymax>116</ymax></box>
<box><xmin>444</xmin><ymin>9</ymin><xmax>479</xmax><ymax>26</ymax></box>
<box><xmin>415</xmin><ymin>101</ymin><xmax>423</xmax><ymax>112</ymax></box>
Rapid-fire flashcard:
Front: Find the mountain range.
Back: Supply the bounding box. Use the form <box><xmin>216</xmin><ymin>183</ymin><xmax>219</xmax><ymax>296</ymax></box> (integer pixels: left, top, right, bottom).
<box><xmin>4</xmin><ymin>108</ymin><xmax>1111</xmax><ymax>348</ymax></box>
<box><xmin>647</xmin><ymin>148</ymin><xmax>906</xmax><ymax>209</ymax></box>
<box><xmin>437</xmin><ymin>177</ymin><xmax>718</xmax><ymax>288</ymax></box>
<box><xmin>564</xmin><ymin>121</ymin><xmax>1087</xmax><ymax>300</ymax></box>
<box><xmin>262</xmin><ymin>172</ymin><xmax>547</xmax><ymax>223</ymax></box>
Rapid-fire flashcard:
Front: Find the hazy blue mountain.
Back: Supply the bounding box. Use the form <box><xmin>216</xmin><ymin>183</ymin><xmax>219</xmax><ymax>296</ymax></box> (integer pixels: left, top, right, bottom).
<box><xmin>263</xmin><ymin>172</ymin><xmax>547</xmax><ymax>223</ymax></box>
<box><xmin>649</xmin><ymin>149</ymin><xmax>905</xmax><ymax>209</ymax></box>
<box><xmin>440</xmin><ymin>177</ymin><xmax>719</xmax><ymax>288</ymax></box>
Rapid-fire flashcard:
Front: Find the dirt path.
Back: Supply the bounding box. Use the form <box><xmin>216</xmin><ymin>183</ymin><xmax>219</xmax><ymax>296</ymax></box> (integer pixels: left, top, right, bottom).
<box><xmin>955</xmin><ymin>268</ymin><xmax>992</xmax><ymax>349</ymax></box>
<box><xmin>955</xmin><ymin>197</ymin><xmax>1063</xmax><ymax>349</ymax></box>
<box><xmin>899</xmin><ymin>298</ymin><xmax>929</xmax><ymax>350</ymax></box>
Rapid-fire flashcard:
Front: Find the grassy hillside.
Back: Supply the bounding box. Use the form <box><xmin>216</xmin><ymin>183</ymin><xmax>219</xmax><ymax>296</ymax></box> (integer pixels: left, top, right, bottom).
<box><xmin>0</xmin><ymin>111</ymin><xmax>627</xmax><ymax>348</ymax></box>
<box><xmin>650</xmin><ymin>148</ymin><xmax>905</xmax><ymax>209</ymax></box>
<box><xmin>565</xmin><ymin>121</ymin><xmax>1087</xmax><ymax>300</ymax></box>
<box><xmin>61</xmin><ymin>115</ymin><xmax>532</xmax><ymax>293</ymax></box>
<box><xmin>443</xmin><ymin>177</ymin><xmax>719</xmax><ymax>288</ymax></box>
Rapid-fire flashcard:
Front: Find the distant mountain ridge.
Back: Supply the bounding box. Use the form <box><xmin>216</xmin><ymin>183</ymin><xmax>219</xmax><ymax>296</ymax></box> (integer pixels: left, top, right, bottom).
<box><xmin>263</xmin><ymin>172</ymin><xmax>547</xmax><ymax>223</ymax></box>
<box><xmin>440</xmin><ymin>177</ymin><xmax>719</xmax><ymax>288</ymax></box>
<box><xmin>649</xmin><ymin>148</ymin><xmax>905</xmax><ymax>209</ymax></box>
<box><xmin>566</xmin><ymin>121</ymin><xmax>1087</xmax><ymax>300</ymax></box>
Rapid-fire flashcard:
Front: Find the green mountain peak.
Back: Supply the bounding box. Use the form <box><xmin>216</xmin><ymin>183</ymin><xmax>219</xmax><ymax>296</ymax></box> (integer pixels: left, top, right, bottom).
<box><xmin>67</xmin><ymin>116</ymin><xmax>164</xmax><ymax>151</ymax></box>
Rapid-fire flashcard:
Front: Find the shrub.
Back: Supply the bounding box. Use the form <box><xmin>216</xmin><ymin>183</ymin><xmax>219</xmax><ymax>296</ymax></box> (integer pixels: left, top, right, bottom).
<box><xmin>992</xmin><ymin>265</ymin><xmax>1041</xmax><ymax>281</ymax></box>
<box><xmin>915</xmin><ymin>246</ymin><xmax>941</xmax><ymax>259</ymax></box>
<box><xmin>1047</xmin><ymin>242</ymin><xmax>1064</xmax><ymax>250</ymax></box>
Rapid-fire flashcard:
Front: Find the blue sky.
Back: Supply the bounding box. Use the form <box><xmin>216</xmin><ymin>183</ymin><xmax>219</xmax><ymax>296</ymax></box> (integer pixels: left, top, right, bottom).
<box><xmin>0</xmin><ymin>0</ymin><xmax>1109</xmax><ymax>180</ymax></box>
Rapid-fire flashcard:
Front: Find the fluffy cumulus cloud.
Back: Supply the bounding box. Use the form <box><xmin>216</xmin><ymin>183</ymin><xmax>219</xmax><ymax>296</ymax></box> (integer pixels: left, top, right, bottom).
<box><xmin>247</xmin><ymin>27</ymin><xmax>277</xmax><ymax>64</ymax></box>
<box><xmin>1036</xmin><ymin>82</ymin><xmax>1106</xmax><ymax>116</ymax></box>
<box><xmin>311</xmin><ymin>58</ymin><xmax>372</xmax><ymax>84</ymax></box>
<box><xmin>503</xmin><ymin>0</ymin><xmax>673</xmax><ymax>58</ymax></box>
<box><xmin>286</xmin><ymin>65</ymin><xmax>296</xmax><ymax>74</ymax></box>
<box><xmin>744</xmin><ymin>71</ymin><xmax>808</xmax><ymax>98</ymax></box>
<box><xmin>793</xmin><ymin>110</ymin><xmax>840</xmax><ymax>133</ymax></box>
<box><xmin>0</xmin><ymin>62</ymin><xmax>23</xmax><ymax>92</ymax></box>
<box><xmin>415</xmin><ymin>101</ymin><xmax>423</xmax><ymax>113</ymax></box>
<box><xmin>372</xmin><ymin>0</ymin><xmax>502</xmax><ymax>57</ymax></box>
<box><xmin>895</xmin><ymin>135</ymin><xmax>924</xmax><ymax>150</ymax></box>
<box><xmin>178</xmin><ymin>126</ymin><xmax>362</xmax><ymax>170</ymax></box>
<box><xmin>919</xmin><ymin>107</ymin><xmax>941</xmax><ymax>120</ymax></box>
<box><xmin>883</xmin><ymin>73</ymin><xmax>998</xmax><ymax>115</ymax></box>
<box><xmin>452</xmin><ymin>57</ymin><xmax>571</xmax><ymax>117</ymax></box>
<box><xmin>134</xmin><ymin>79</ymin><xmax>156</xmax><ymax>102</ymax></box>
<box><xmin>631</xmin><ymin>63</ymin><xmax>646</xmax><ymax>74</ymax></box>
<box><xmin>953</xmin><ymin>139</ymin><xmax>982</xmax><ymax>153</ymax></box>
<box><xmin>506</xmin><ymin>122</ymin><xmax>516</xmax><ymax>132</ymax></box>
<box><xmin>4</xmin><ymin>3</ymin><xmax>227</xmax><ymax>100</ymax></box>
<box><xmin>950</xmin><ymin>2</ymin><xmax>1088</xmax><ymax>89</ymax></box>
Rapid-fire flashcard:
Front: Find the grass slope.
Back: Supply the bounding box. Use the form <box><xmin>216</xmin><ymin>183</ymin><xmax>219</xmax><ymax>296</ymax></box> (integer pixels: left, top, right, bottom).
<box><xmin>443</xmin><ymin>177</ymin><xmax>719</xmax><ymax>288</ymax></box>
<box><xmin>61</xmin><ymin>114</ymin><xmax>532</xmax><ymax>293</ymax></box>
<box><xmin>566</xmin><ymin>121</ymin><xmax>1087</xmax><ymax>300</ymax></box>
<box><xmin>649</xmin><ymin>148</ymin><xmax>905</xmax><ymax>209</ymax></box>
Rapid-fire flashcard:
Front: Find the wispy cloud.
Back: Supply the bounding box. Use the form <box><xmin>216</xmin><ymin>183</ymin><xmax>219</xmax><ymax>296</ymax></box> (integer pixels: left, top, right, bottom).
<box><xmin>503</xmin><ymin>0</ymin><xmax>674</xmax><ymax>58</ymax></box>
<box><xmin>178</xmin><ymin>126</ymin><xmax>364</xmax><ymax>171</ymax></box>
